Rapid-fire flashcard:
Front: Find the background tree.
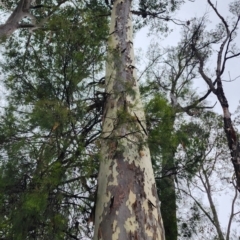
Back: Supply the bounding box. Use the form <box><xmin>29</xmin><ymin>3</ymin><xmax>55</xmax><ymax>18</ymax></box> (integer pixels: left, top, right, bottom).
<box><xmin>141</xmin><ymin>37</ymin><xmax>213</xmax><ymax>239</ymax></box>
<box><xmin>0</xmin><ymin>2</ymin><xmax>109</xmax><ymax>238</ymax></box>
<box><xmin>137</xmin><ymin>0</ymin><xmax>240</xmax><ymax>237</ymax></box>
<box><xmin>178</xmin><ymin>111</ymin><xmax>240</xmax><ymax>240</ymax></box>
<box><xmin>184</xmin><ymin>0</ymin><xmax>240</xmax><ymax>190</ymax></box>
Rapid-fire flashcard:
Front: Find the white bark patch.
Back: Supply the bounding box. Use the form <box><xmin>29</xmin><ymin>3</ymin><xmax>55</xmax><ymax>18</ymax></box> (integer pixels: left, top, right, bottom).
<box><xmin>124</xmin><ymin>216</ymin><xmax>138</xmax><ymax>232</ymax></box>
<box><xmin>112</xmin><ymin>220</ymin><xmax>120</xmax><ymax>240</ymax></box>
<box><xmin>126</xmin><ymin>190</ymin><xmax>136</xmax><ymax>215</ymax></box>
<box><xmin>108</xmin><ymin>160</ymin><xmax>119</xmax><ymax>186</ymax></box>
<box><xmin>125</xmin><ymin>191</ymin><xmax>138</xmax><ymax>231</ymax></box>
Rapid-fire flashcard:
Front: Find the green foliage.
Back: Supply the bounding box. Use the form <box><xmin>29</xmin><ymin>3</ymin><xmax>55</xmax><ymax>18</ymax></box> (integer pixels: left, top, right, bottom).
<box><xmin>133</xmin><ymin>0</ymin><xmax>184</xmax><ymax>33</ymax></box>
<box><xmin>141</xmin><ymin>30</ymin><xmax>228</xmax><ymax>238</ymax></box>
<box><xmin>145</xmin><ymin>93</ymin><xmax>179</xmax><ymax>240</ymax></box>
<box><xmin>0</xmin><ymin>1</ymin><xmax>108</xmax><ymax>239</ymax></box>
<box><xmin>145</xmin><ymin>93</ymin><xmax>176</xmax><ymax>163</ymax></box>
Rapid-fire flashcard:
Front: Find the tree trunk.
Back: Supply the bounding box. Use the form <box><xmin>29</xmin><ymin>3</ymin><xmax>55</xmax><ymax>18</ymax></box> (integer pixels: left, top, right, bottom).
<box><xmin>215</xmin><ymin>78</ymin><xmax>240</xmax><ymax>191</ymax></box>
<box><xmin>0</xmin><ymin>0</ymin><xmax>33</xmax><ymax>38</ymax></box>
<box><xmin>202</xmin><ymin>170</ymin><xmax>225</xmax><ymax>240</ymax></box>
<box><xmin>93</xmin><ymin>0</ymin><xmax>165</xmax><ymax>239</ymax></box>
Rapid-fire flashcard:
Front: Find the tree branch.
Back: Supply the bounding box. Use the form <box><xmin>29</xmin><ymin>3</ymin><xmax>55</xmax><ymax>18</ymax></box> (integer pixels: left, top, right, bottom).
<box><xmin>0</xmin><ymin>0</ymin><xmax>32</xmax><ymax>38</ymax></box>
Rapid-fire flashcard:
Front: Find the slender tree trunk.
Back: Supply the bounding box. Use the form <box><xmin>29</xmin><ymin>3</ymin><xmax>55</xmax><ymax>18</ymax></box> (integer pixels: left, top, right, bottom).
<box><xmin>201</xmin><ymin>168</ymin><xmax>225</xmax><ymax>240</ymax></box>
<box><xmin>93</xmin><ymin>0</ymin><xmax>165</xmax><ymax>239</ymax></box>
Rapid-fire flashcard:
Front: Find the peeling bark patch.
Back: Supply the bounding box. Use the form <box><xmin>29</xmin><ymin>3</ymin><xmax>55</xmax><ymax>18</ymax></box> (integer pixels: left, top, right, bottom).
<box><xmin>139</xmin><ymin>150</ymin><xmax>145</xmax><ymax>158</ymax></box>
<box><xmin>108</xmin><ymin>140</ymin><xmax>118</xmax><ymax>159</ymax></box>
<box><xmin>108</xmin><ymin>173</ymin><xmax>114</xmax><ymax>184</ymax></box>
<box><xmin>127</xmin><ymin>142</ymin><xmax>133</xmax><ymax>149</ymax></box>
<box><xmin>128</xmin><ymin>230</ymin><xmax>138</xmax><ymax>240</ymax></box>
<box><xmin>110</xmin><ymin>196</ymin><xmax>115</xmax><ymax>212</ymax></box>
<box><xmin>151</xmin><ymin>183</ymin><xmax>158</xmax><ymax>199</ymax></box>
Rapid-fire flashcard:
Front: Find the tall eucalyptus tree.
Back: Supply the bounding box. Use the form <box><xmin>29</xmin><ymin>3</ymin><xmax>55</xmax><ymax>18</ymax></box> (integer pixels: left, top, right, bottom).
<box><xmin>93</xmin><ymin>0</ymin><xmax>177</xmax><ymax>238</ymax></box>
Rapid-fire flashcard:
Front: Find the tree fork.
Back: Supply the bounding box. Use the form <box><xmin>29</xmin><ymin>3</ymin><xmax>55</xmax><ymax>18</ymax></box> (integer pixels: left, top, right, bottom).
<box><xmin>93</xmin><ymin>0</ymin><xmax>165</xmax><ymax>239</ymax></box>
<box><xmin>0</xmin><ymin>0</ymin><xmax>32</xmax><ymax>38</ymax></box>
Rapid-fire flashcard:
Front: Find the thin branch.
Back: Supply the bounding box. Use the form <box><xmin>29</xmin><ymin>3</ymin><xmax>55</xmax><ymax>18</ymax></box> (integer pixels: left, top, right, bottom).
<box><xmin>221</xmin><ymin>15</ymin><xmax>240</xmax><ymax>75</ymax></box>
<box><xmin>226</xmin><ymin>183</ymin><xmax>238</xmax><ymax>240</ymax></box>
<box><xmin>179</xmin><ymin>187</ymin><xmax>216</xmax><ymax>227</ymax></box>
<box><xmin>207</xmin><ymin>0</ymin><xmax>230</xmax><ymax>33</ymax></box>
<box><xmin>222</xmin><ymin>74</ymin><xmax>240</xmax><ymax>82</ymax></box>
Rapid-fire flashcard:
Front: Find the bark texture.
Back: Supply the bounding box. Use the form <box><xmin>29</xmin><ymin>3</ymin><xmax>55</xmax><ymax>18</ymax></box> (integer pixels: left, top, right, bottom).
<box><xmin>0</xmin><ymin>0</ymin><xmax>33</xmax><ymax>38</ymax></box>
<box><xmin>93</xmin><ymin>0</ymin><xmax>165</xmax><ymax>239</ymax></box>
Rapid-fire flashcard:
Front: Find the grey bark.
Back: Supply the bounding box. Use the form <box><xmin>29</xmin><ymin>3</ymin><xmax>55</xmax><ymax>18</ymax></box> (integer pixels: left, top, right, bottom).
<box><xmin>0</xmin><ymin>0</ymin><xmax>33</xmax><ymax>38</ymax></box>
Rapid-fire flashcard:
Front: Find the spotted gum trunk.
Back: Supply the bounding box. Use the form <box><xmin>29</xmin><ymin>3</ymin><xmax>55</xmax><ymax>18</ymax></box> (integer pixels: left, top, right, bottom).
<box><xmin>93</xmin><ymin>0</ymin><xmax>165</xmax><ymax>239</ymax></box>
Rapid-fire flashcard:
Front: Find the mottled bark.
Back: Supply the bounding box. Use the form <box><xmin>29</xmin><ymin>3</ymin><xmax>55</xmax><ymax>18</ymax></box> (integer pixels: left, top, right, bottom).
<box><xmin>0</xmin><ymin>0</ymin><xmax>33</xmax><ymax>38</ymax></box>
<box><xmin>93</xmin><ymin>0</ymin><xmax>165</xmax><ymax>239</ymax></box>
